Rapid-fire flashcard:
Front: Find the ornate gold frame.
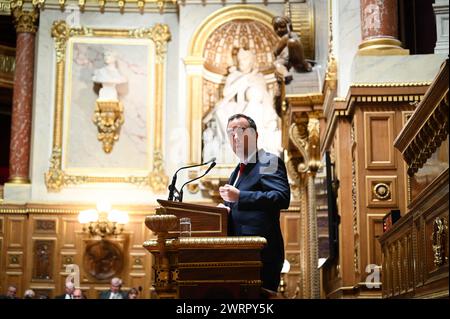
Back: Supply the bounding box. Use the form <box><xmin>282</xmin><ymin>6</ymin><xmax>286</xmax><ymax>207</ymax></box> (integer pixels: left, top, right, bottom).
<box><xmin>45</xmin><ymin>21</ymin><xmax>170</xmax><ymax>193</ymax></box>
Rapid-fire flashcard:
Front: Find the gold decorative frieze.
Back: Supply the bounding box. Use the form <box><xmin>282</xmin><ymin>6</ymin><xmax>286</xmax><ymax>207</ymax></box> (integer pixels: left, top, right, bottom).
<box><xmin>351</xmin><ymin>82</ymin><xmax>431</xmax><ymax>88</ymax></box>
<box><xmin>93</xmin><ymin>101</ymin><xmax>124</xmax><ymax>153</ymax></box>
<box><xmin>143</xmin><ymin>236</ymin><xmax>267</xmax><ymax>249</ymax></box>
<box><xmin>432</xmin><ymin>217</ymin><xmax>448</xmax><ymax>267</ymax></box>
<box><xmin>45</xmin><ymin>21</ymin><xmax>171</xmax><ymax>192</ymax></box>
<box><xmin>9</xmin><ymin>0</ymin><xmax>178</xmax><ymax>13</ymax></box>
<box><xmin>0</xmin><ymin>0</ymin><xmax>12</xmax><ymax>14</ymax></box>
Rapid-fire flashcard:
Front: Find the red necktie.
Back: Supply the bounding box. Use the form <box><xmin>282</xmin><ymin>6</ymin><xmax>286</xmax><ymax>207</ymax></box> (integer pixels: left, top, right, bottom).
<box><xmin>239</xmin><ymin>163</ymin><xmax>246</xmax><ymax>176</ymax></box>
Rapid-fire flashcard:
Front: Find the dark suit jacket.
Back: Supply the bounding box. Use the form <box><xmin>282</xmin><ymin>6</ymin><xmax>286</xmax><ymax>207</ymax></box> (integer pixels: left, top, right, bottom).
<box><xmin>225</xmin><ymin>149</ymin><xmax>290</xmax><ymax>265</ymax></box>
<box><xmin>54</xmin><ymin>294</ymin><xmax>71</xmax><ymax>299</ymax></box>
<box><xmin>99</xmin><ymin>290</ymin><xmax>127</xmax><ymax>299</ymax></box>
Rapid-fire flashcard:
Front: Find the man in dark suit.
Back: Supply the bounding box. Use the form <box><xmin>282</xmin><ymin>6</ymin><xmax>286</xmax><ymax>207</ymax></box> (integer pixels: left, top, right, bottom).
<box><xmin>219</xmin><ymin>113</ymin><xmax>290</xmax><ymax>292</ymax></box>
<box><xmin>99</xmin><ymin>277</ymin><xmax>127</xmax><ymax>299</ymax></box>
<box><xmin>54</xmin><ymin>282</ymin><xmax>75</xmax><ymax>299</ymax></box>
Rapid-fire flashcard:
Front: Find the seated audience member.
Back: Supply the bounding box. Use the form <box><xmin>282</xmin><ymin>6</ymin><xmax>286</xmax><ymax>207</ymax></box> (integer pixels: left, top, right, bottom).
<box><xmin>23</xmin><ymin>289</ymin><xmax>35</xmax><ymax>299</ymax></box>
<box><xmin>55</xmin><ymin>282</ymin><xmax>75</xmax><ymax>299</ymax></box>
<box><xmin>0</xmin><ymin>285</ymin><xmax>19</xmax><ymax>299</ymax></box>
<box><xmin>127</xmin><ymin>287</ymin><xmax>139</xmax><ymax>299</ymax></box>
<box><xmin>99</xmin><ymin>277</ymin><xmax>127</xmax><ymax>299</ymax></box>
<box><xmin>72</xmin><ymin>288</ymin><xmax>86</xmax><ymax>299</ymax></box>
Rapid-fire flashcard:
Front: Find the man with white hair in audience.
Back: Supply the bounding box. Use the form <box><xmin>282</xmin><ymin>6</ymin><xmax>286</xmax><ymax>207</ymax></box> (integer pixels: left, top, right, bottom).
<box><xmin>23</xmin><ymin>289</ymin><xmax>35</xmax><ymax>299</ymax></box>
<box><xmin>55</xmin><ymin>281</ymin><xmax>75</xmax><ymax>299</ymax></box>
<box><xmin>99</xmin><ymin>277</ymin><xmax>126</xmax><ymax>299</ymax></box>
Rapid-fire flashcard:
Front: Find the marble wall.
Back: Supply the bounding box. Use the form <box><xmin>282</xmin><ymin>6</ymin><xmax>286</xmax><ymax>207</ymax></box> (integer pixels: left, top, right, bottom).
<box><xmin>30</xmin><ymin>9</ymin><xmax>179</xmax><ymax>204</ymax></box>
<box><xmin>332</xmin><ymin>0</ymin><xmax>362</xmax><ymax>98</ymax></box>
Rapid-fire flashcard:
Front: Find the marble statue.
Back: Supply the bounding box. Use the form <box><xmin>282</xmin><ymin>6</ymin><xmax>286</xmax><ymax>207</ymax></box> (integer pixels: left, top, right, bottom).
<box><xmin>92</xmin><ymin>50</ymin><xmax>127</xmax><ymax>101</ymax></box>
<box><xmin>203</xmin><ymin>48</ymin><xmax>281</xmax><ymax>163</ymax></box>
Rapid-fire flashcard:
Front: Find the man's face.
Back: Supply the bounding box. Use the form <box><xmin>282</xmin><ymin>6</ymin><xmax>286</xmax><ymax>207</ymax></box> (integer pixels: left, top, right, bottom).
<box><xmin>73</xmin><ymin>289</ymin><xmax>83</xmax><ymax>299</ymax></box>
<box><xmin>6</xmin><ymin>287</ymin><xmax>16</xmax><ymax>298</ymax></box>
<box><xmin>227</xmin><ymin>117</ymin><xmax>257</xmax><ymax>160</ymax></box>
<box><xmin>65</xmin><ymin>286</ymin><xmax>74</xmax><ymax>295</ymax></box>
<box><xmin>111</xmin><ymin>283</ymin><xmax>120</xmax><ymax>293</ymax></box>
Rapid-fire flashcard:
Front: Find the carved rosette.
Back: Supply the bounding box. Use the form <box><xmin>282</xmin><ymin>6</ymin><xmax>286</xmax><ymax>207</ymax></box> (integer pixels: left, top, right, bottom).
<box><xmin>93</xmin><ymin>101</ymin><xmax>124</xmax><ymax>153</ymax></box>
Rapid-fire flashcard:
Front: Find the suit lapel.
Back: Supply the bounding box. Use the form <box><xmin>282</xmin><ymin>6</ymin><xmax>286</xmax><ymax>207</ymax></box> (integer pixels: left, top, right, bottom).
<box><xmin>235</xmin><ymin>162</ymin><xmax>257</xmax><ymax>189</ymax></box>
<box><xmin>229</xmin><ymin>165</ymin><xmax>240</xmax><ymax>185</ymax></box>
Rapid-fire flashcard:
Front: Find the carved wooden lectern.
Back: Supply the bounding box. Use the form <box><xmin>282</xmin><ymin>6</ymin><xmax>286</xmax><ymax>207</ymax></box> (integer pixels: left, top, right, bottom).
<box><xmin>143</xmin><ymin>200</ymin><xmax>267</xmax><ymax>299</ymax></box>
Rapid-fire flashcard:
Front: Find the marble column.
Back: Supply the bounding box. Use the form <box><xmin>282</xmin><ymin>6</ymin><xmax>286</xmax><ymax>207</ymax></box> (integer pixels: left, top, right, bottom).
<box><xmin>8</xmin><ymin>8</ymin><xmax>38</xmax><ymax>184</ymax></box>
<box><xmin>358</xmin><ymin>0</ymin><xmax>409</xmax><ymax>55</ymax></box>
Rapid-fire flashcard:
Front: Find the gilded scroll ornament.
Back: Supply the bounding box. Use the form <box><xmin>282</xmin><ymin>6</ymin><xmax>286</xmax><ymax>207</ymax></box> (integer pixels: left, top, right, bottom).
<box><xmin>148</xmin><ymin>150</ymin><xmax>169</xmax><ymax>193</ymax></box>
<box><xmin>92</xmin><ymin>101</ymin><xmax>124</xmax><ymax>153</ymax></box>
<box><xmin>432</xmin><ymin>217</ymin><xmax>448</xmax><ymax>267</ymax></box>
<box><xmin>44</xmin><ymin>148</ymin><xmax>65</xmax><ymax>192</ymax></box>
<box><xmin>128</xmin><ymin>24</ymin><xmax>171</xmax><ymax>64</ymax></box>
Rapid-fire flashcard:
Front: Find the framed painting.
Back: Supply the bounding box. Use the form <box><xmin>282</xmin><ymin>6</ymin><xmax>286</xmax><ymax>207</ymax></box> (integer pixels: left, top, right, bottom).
<box><xmin>45</xmin><ymin>22</ymin><xmax>170</xmax><ymax>192</ymax></box>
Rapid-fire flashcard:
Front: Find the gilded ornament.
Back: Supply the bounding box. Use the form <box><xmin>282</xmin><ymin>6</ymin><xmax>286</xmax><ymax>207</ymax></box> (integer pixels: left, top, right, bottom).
<box><xmin>128</xmin><ymin>24</ymin><xmax>171</xmax><ymax>64</ymax></box>
<box><xmin>148</xmin><ymin>150</ymin><xmax>169</xmax><ymax>193</ymax></box>
<box><xmin>12</xmin><ymin>6</ymin><xmax>39</xmax><ymax>34</ymax></box>
<box><xmin>44</xmin><ymin>148</ymin><xmax>64</xmax><ymax>192</ymax></box>
<box><xmin>92</xmin><ymin>101</ymin><xmax>124</xmax><ymax>153</ymax></box>
<box><xmin>432</xmin><ymin>217</ymin><xmax>448</xmax><ymax>267</ymax></box>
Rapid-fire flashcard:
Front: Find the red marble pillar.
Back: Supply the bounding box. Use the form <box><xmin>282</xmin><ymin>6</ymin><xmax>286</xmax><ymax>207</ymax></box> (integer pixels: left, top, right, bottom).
<box><xmin>358</xmin><ymin>0</ymin><xmax>408</xmax><ymax>55</ymax></box>
<box><xmin>8</xmin><ymin>8</ymin><xmax>38</xmax><ymax>183</ymax></box>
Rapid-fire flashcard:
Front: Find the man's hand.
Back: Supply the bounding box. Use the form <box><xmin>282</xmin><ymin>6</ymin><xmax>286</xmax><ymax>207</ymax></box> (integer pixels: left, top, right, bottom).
<box><xmin>217</xmin><ymin>203</ymin><xmax>231</xmax><ymax>213</ymax></box>
<box><xmin>219</xmin><ymin>184</ymin><xmax>240</xmax><ymax>203</ymax></box>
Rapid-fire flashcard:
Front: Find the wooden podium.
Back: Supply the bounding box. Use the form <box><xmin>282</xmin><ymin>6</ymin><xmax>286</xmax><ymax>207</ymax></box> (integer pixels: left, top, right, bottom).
<box><xmin>143</xmin><ymin>200</ymin><xmax>267</xmax><ymax>299</ymax></box>
<box><xmin>156</xmin><ymin>199</ymin><xmax>228</xmax><ymax>237</ymax></box>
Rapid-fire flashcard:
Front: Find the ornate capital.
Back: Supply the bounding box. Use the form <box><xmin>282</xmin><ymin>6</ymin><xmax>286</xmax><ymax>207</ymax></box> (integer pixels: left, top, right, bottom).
<box><xmin>129</xmin><ymin>24</ymin><xmax>171</xmax><ymax>64</ymax></box>
<box><xmin>12</xmin><ymin>6</ymin><xmax>39</xmax><ymax>34</ymax></box>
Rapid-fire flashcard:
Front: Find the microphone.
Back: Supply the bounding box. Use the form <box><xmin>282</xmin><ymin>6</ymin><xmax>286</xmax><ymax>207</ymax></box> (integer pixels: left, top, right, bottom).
<box><xmin>179</xmin><ymin>161</ymin><xmax>216</xmax><ymax>202</ymax></box>
<box><xmin>168</xmin><ymin>157</ymin><xmax>216</xmax><ymax>201</ymax></box>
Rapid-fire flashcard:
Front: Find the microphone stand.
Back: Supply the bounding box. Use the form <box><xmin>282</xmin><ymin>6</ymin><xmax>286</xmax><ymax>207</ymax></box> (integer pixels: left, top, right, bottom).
<box><xmin>179</xmin><ymin>162</ymin><xmax>216</xmax><ymax>202</ymax></box>
<box><xmin>167</xmin><ymin>158</ymin><xmax>216</xmax><ymax>202</ymax></box>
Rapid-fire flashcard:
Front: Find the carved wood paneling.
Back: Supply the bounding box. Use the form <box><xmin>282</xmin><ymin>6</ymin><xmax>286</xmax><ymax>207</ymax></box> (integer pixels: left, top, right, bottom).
<box><xmin>364</xmin><ymin>112</ymin><xmax>396</xmax><ymax>169</ymax></box>
<box><xmin>60</xmin><ymin>218</ymin><xmax>79</xmax><ymax>249</ymax></box>
<box><xmin>128</xmin><ymin>218</ymin><xmax>149</xmax><ymax>249</ymax></box>
<box><xmin>366</xmin><ymin>214</ymin><xmax>385</xmax><ymax>267</ymax></box>
<box><xmin>0</xmin><ymin>204</ymin><xmax>157</xmax><ymax>298</ymax></box>
<box><xmin>6</xmin><ymin>216</ymin><xmax>26</xmax><ymax>249</ymax></box>
<box><xmin>34</xmin><ymin>218</ymin><xmax>57</xmax><ymax>233</ymax></box>
<box><xmin>379</xmin><ymin>170</ymin><xmax>448</xmax><ymax>298</ymax></box>
<box><xmin>7</xmin><ymin>251</ymin><xmax>22</xmax><ymax>269</ymax></box>
<box><xmin>284</xmin><ymin>214</ymin><xmax>301</xmax><ymax>251</ymax></box>
<box><xmin>32</xmin><ymin>239</ymin><xmax>55</xmax><ymax>281</ymax></box>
